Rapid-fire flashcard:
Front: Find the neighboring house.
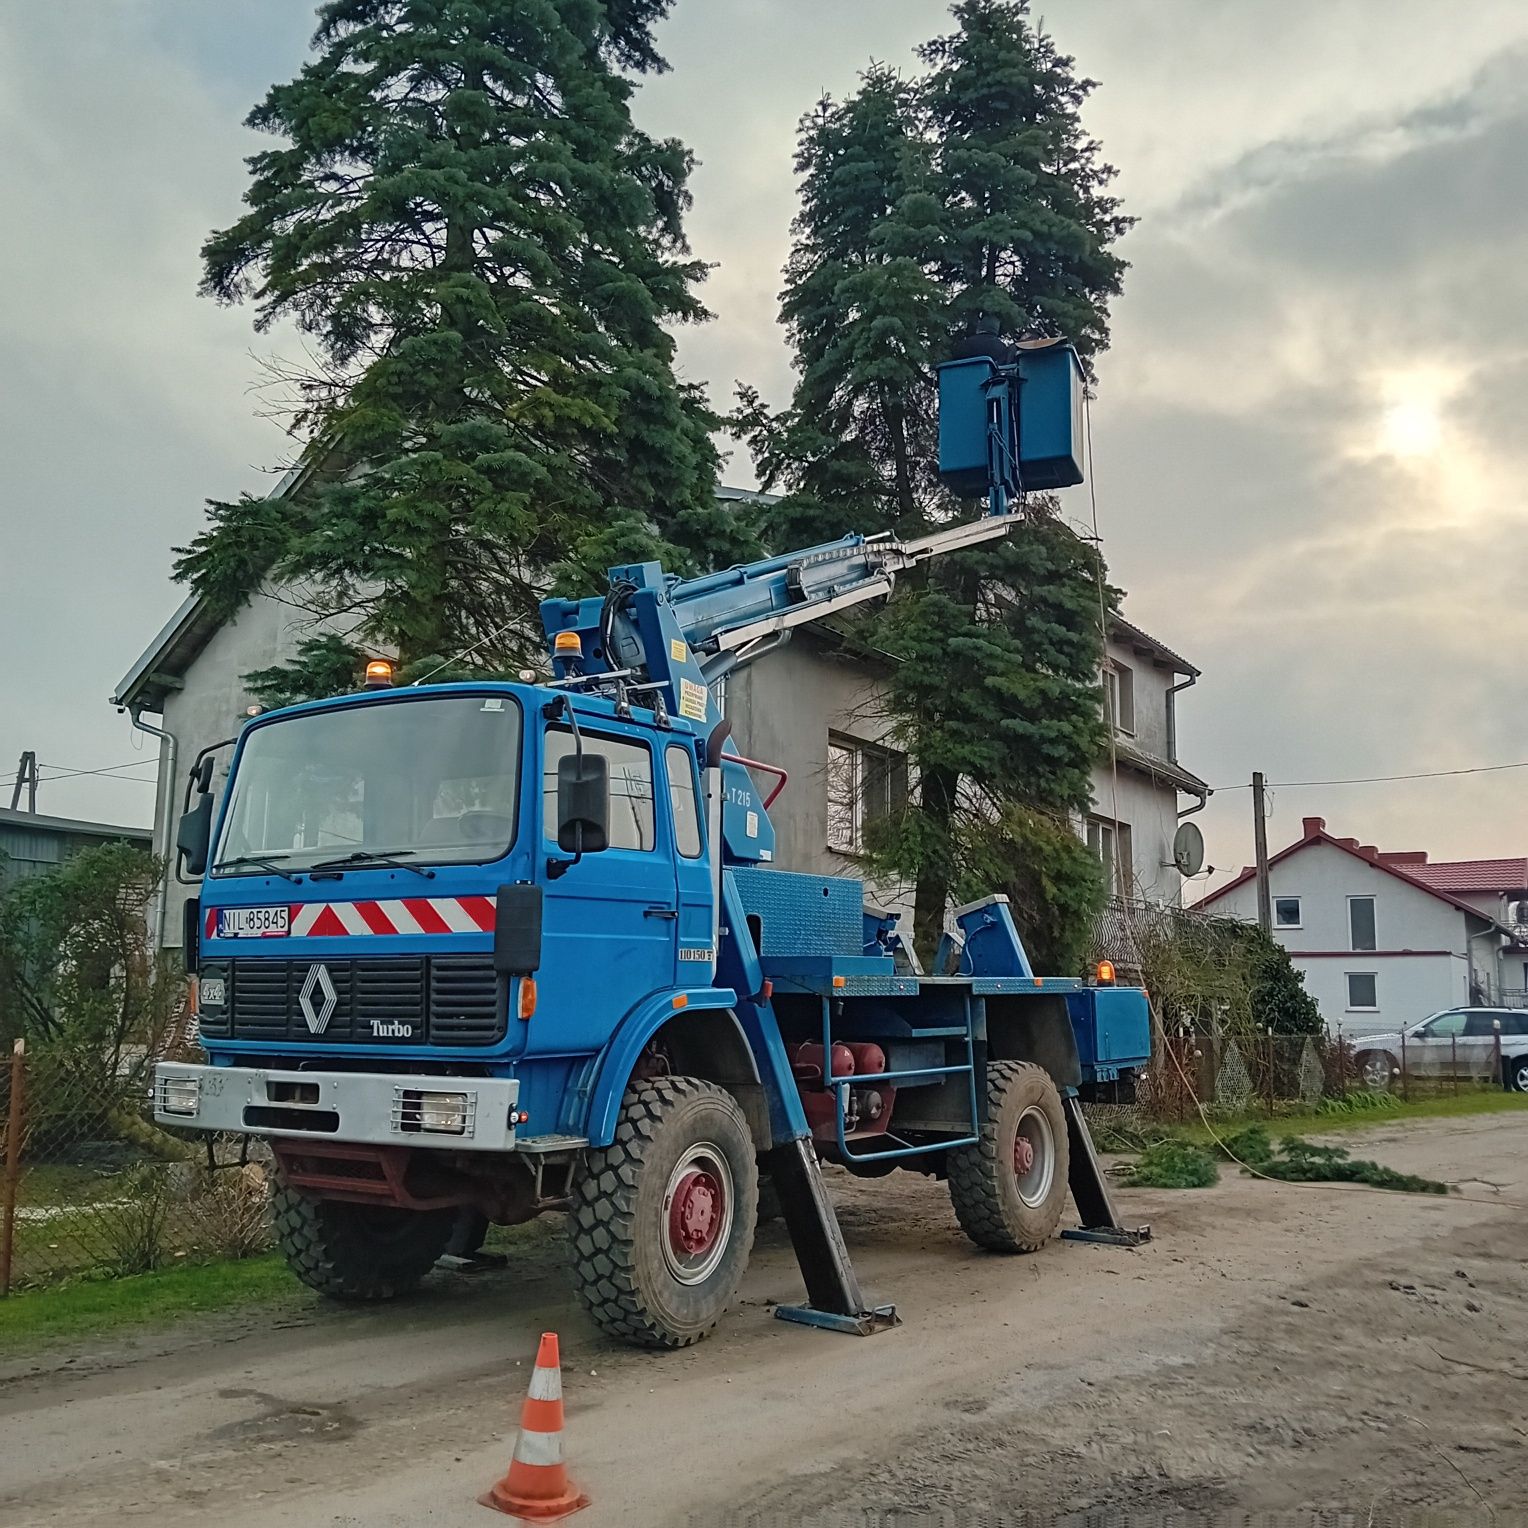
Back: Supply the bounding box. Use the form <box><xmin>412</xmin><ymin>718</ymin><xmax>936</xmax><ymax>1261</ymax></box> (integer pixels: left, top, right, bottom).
<box><xmin>1198</xmin><ymin>816</ymin><xmax>1514</xmax><ymax>1036</ymax></box>
<box><xmin>114</xmin><ymin>481</ymin><xmax>1207</xmax><ymax>950</ymax></box>
<box><xmin>0</xmin><ymin>806</ymin><xmax>151</xmax><ymax>890</ymax></box>
<box><xmin>1396</xmin><ymin>856</ymin><xmax>1528</xmax><ymax>1007</ymax></box>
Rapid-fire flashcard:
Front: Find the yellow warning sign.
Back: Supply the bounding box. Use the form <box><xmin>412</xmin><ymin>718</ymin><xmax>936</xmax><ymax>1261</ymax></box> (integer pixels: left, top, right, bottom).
<box><xmin>670</xmin><ymin>638</ymin><xmax>688</xmax><ymax>664</ymax></box>
<box><xmin>679</xmin><ymin>677</ymin><xmax>709</xmax><ymax>721</ymax></box>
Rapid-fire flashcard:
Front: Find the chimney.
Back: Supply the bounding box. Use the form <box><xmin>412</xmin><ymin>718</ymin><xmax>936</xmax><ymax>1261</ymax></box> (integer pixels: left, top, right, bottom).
<box><xmin>1302</xmin><ymin>817</ymin><xmax>1325</xmax><ymax>837</ymax></box>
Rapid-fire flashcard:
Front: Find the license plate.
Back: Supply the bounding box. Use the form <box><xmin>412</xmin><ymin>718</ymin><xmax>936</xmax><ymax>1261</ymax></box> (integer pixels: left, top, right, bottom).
<box><xmin>216</xmin><ymin>905</ymin><xmax>290</xmax><ymax>939</ymax></box>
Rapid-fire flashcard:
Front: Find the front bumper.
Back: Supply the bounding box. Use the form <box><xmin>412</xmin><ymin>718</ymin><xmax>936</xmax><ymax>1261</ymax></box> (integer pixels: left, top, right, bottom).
<box><xmin>152</xmin><ymin>1062</ymin><xmax>521</xmax><ymax>1153</ymax></box>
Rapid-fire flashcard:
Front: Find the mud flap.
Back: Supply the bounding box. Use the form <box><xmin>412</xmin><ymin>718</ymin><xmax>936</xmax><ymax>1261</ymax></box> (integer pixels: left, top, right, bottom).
<box><xmin>765</xmin><ymin>1138</ymin><xmax>900</xmax><ymax>1336</ymax></box>
<box><xmin>1059</xmin><ymin>1093</ymin><xmax>1152</xmax><ymax>1248</ymax></box>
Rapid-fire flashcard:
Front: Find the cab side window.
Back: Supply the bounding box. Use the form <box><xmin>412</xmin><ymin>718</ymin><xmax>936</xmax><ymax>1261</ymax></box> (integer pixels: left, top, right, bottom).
<box><xmin>666</xmin><ymin>745</ymin><xmax>704</xmax><ymax>859</ymax></box>
<box><xmin>543</xmin><ymin>729</ymin><xmax>655</xmax><ymax>851</ymax></box>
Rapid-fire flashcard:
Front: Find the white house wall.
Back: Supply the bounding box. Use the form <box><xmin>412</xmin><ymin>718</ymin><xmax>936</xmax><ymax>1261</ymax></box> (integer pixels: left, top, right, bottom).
<box><xmin>1210</xmin><ymin>840</ymin><xmax>1477</xmax><ymax>1034</ymax></box>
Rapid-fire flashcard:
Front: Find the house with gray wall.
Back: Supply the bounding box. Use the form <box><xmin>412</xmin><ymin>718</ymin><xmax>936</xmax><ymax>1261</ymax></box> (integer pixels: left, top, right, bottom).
<box><xmin>113</xmin><ymin>492</ymin><xmax>1208</xmax><ymax>954</ymax></box>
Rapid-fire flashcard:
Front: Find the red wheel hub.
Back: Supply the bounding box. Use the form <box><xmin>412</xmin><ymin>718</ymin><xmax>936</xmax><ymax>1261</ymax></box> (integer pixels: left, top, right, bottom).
<box><xmin>1013</xmin><ymin>1133</ymin><xmax>1035</xmax><ymax>1177</ymax></box>
<box><xmin>668</xmin><ymin>1166</ymin><xmax>724</xmax><ymax>1258</ymax></box>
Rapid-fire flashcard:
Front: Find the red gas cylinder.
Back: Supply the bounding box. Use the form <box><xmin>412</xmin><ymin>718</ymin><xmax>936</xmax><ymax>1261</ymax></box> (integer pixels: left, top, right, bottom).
<box><xmin>788</xmin><ymin>1041</ymin><xmax>856</xmax><ymax>1086</ymax></box>
<box><xmin>842</xmin><ymin>1042</ymin><xmax>886</xmax><ymax>1078</ymax></box>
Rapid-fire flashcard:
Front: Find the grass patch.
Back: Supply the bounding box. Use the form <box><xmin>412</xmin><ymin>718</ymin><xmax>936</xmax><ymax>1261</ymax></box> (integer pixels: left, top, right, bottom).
<box><xmin>0</xmin><ymin>1255</ymin><xmax>300</xmax><ymax>1353</ymax></box>
<box><xmin>1167</xmin><ymin>1088</ymin><xmax>1528</xmax><ymax>1147</ymax></box>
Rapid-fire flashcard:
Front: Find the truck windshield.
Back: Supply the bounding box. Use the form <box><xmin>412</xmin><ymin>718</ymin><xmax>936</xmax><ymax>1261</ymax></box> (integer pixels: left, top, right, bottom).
<box><xmin>212</xmin><ymin>694</ymin><xmax>522</xmax><ymax>874</ymax></box>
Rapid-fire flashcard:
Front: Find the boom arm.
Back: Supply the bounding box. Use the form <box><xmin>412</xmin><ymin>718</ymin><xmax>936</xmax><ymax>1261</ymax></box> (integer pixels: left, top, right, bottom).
<box><xmin>539</xmin><ymin>511</ymin><xmax>1022</xmax><ymax>712</ymax></box>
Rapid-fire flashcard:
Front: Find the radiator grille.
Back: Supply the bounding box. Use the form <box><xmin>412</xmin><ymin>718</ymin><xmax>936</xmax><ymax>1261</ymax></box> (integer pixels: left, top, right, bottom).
<box><xmin>202</xmin><ymin>956</ymin><xmax>503</xmax><ymax>1046</ymax></box>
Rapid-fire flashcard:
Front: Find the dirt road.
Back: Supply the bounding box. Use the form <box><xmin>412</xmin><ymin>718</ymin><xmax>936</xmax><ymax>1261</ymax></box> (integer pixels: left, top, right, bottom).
<box><xmin>2</xmin><ymin>1112</ymin><xmax>1526</xmax><ymax>1527</ymax></box>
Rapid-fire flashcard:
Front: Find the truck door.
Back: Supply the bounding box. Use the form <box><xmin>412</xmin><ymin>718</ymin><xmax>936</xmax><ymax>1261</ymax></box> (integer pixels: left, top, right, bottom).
<box><xmin>536</xmin><ymin>726</ymin><xmax>675</xmax><ymax>1054</ymax></box>
<box><xmin>664</xmin><ymin>742</ymin><xmax>715</xmax><ymax>984</ymax></box>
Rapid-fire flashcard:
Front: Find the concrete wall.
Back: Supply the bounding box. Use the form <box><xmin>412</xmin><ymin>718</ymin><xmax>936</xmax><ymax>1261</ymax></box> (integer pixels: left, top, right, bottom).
<box><xmin>1106</xmin><ymin>634</ymin><xmax>1177</xmax><ymax>760</ymax></box>
<box><xmin>1088</xmin><ymin>764</ymin><xmax>1186</xmax><ymax>906</ymax></box>
<box><xmin>156</xmin><ymin>590</ymin><xmax>342</xmax><ymax>946</ymax></box>
<box><xmin>725</xmin><ymin>636</ymin><xmax>915</xmax><ymax>922</ymax></box>
<box><xmin>1210</xmin><ymin>840</ymin><xmax>1477</xmax><ymax>1034</ymax></box>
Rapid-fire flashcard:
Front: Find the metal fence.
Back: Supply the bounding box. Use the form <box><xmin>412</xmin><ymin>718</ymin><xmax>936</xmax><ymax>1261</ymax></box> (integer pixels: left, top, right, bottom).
<box><xmin>0</xmin><ymin>1037</ymin><xmax>271</xmax><ymax>1295</ymax></box>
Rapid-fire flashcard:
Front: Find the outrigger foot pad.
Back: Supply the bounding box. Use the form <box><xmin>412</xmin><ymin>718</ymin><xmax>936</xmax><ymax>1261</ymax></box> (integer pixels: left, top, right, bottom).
<box><xmin>1061</xmin><ymin>1225</ymin><xmax>1151</xmax><ymax>1248</ymax></box>
<box><xmin>773</xmin><ymin>1303</ymin><xmax>901</xmax><ymax>1336</ymax></box>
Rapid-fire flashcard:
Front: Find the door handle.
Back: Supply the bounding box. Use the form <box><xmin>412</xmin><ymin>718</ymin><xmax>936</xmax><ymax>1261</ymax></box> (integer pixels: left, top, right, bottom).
<box><xmin>643</xmin><ymin>906</ymin><xmax>678</xmax><ymax>919</ymax></box>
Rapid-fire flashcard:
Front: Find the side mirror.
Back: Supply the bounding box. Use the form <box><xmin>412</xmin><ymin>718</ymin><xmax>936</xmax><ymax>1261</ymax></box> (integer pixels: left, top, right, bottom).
<box><xmin>177</xmin><ymin>794</ymin><xmax>214</xmax><ymax>878</ymax></box>
<box><xmin>556</xmin><ymin>752</ymin><xmax>609</xmax><ymax>856</ymax></box>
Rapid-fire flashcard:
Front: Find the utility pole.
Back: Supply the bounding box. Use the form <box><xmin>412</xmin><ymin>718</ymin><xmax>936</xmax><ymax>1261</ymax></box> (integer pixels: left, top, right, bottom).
<box><xmin>1252</xmin><ymin>770</ymin><xmax>1272</xmax><ymax>934</ymax></box>
<box><xmin>8</xmin><ymin>752</ymin><xmax>37</xmax><ymax>813</ymax></box>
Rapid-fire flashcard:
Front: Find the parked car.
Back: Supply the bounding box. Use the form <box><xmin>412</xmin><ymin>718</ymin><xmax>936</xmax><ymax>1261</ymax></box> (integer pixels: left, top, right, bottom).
<box><xmin>1351</xmin><ymin>1008</ymin><xmax>1528</xmax><ymax>1092</ymax></box>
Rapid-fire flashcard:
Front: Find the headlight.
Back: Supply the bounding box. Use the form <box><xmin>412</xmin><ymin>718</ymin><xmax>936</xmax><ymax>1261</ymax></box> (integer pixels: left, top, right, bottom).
<box><xmin>159</xmin><ymin>1075</ymin><xmax>201</xmax><ymax>1117</ymax></box>
<box><xmin>411</xmin><ymin>1090</ymin><xmax>469</xmax><ymax>1135</ymax></box>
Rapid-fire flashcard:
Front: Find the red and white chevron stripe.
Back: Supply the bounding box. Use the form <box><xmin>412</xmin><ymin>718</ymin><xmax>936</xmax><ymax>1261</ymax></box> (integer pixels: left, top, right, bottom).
<box><xmin>207</xmin><ymin>896</ymin><xmax>497</xmax><ymax>939</ymax></box>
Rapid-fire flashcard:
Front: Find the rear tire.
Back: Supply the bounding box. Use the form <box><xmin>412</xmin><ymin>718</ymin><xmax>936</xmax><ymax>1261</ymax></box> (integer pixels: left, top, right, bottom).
<box><xmin>948</xmin><ymin>1061</ymin><xmax>1070</xmax><ymax>1253</ymax></box>
<box><xmin>1506</xmin><ymin>1055</ymin><xmax>1528</xmax><ymax>1094</ymax></box>
<box><xmin>569</xmin><ymin>1077</ymin><xmax>757</xmax><ymax>1349</ymax></box>
<box><xmin>272</xmin><ymin>1185</ymin><xmax>456</xmax><ymax>1301</ymax></box>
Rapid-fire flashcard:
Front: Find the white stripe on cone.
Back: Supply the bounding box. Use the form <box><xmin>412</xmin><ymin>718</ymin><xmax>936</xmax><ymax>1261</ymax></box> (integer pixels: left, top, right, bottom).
<box><xmin>527</xmin><ymin>1365</ymin><xmax>562</xmax><ymax>1402</ymax></box>
<box><xmin>513</xmin><ymin>1429</ymin><xmax>564</xmax><ymax>1467</ymax></box>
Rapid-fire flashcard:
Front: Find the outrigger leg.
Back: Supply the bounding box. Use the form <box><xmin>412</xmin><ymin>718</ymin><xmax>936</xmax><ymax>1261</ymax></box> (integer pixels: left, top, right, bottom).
<box><xmin>766</xmin><ymin>1138</ymin><xmax>900</xmax><ymax>1336</ymax></box>
<box><xmin>1059</xmin><ymin>1093</ymin><xmax>1152</xmax><ymax>1248</ymax></box>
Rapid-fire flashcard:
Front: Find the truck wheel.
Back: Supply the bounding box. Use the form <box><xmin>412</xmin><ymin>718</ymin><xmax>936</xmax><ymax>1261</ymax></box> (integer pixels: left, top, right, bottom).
<box><xmin>569</xmin><ymin>1077</ymin><xmax>758</xmax><ymax>1349</ymax></box>
<box><xmin>272</xmin><ymin>1184</ymin><xmax>456</xmax><ymax>1301</ymax></box>
<box><xmin>948</xmin><ymin>1060</ymin><xmax>1070</xmax><ymax>1253</ymax></box>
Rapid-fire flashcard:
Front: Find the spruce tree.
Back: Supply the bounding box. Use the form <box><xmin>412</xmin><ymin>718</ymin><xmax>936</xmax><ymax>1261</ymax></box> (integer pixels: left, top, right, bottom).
<box><xmin>741</xmin><ymin>0</ymin><xmax>1130</xmax><ymax>966</ymax></box>
<box><xmin>176</xmin><ymin>0</ymin><xmax>751</xmax><ymax>691</ymax></box>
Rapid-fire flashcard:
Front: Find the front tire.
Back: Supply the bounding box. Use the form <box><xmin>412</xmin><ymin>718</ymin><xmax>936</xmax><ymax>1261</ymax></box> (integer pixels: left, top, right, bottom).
<box><xmin>272</xmin><ymin>1185</ymin><xmax>456</xmax><ymax>1301</ymax></box>
<box><xmin>1506</xmin><ymin>1055</ymin><xmax>1528</xmax><ymax>1094</ymax></box>
<box><xmin>948</xmin><ymin>1061</ymin><xmax>1070</xmax><ymax>1253</ymax></box>
<box><xmin>1356</xmin><ymin>1050</ymin><xmax>1397</xmax><ymax>1092</ymax></box>
<box><xmin>569</xmin><ymin>1077</ymin><xmax>757</xmax><ymax>1349</ymax></box>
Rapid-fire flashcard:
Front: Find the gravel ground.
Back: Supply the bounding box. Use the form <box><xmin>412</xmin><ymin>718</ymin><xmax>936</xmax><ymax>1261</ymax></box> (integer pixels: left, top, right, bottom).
<box><xmin>1</xmin><ymin>1110</ymin><xmax>1525</xmax><ymax>1528</ymax></box>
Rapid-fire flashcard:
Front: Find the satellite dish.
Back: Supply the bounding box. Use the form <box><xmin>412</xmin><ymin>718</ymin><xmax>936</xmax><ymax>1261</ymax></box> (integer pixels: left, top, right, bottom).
<box><xmin>1172</xmin><ymin>821</ymin><xmax>1206</xmax><ymax>877</ymax></box>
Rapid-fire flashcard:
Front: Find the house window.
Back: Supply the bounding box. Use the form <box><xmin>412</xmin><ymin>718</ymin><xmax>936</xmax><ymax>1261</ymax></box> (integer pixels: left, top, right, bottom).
<box><xmin>1346</xmin><ymin>972</ymin><xmax>1378</xmax><ymax>1011</ymax></box>
<box><xmin>1086</xmin><ymin>815</ymin><xmax>1134</xmax><ymax>898</ymax></box>
<box><xmin>1274</xmin><ymin>897</ymin><xmax>1302</xmax><ymax>929</ymax></box>
<box><xmin>1348</xmin><ymin>896</ymin><xmax>1377</xmax><ymax>952</ymax></box>
<box><xmin>1103</xmin><ymin>662</ymin><xmax>1136</xmax><ymax>735</ymax></box>
<box><xmin>826</xmin><ymin>735</ymin><xmax>907</xmax><ymax>854</ymax></box>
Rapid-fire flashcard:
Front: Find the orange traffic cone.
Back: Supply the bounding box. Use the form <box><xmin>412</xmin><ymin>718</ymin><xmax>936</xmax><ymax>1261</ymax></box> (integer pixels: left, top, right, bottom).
<box><xmin>480</xmin><ymin>1332</ymin><xmax>590</xmax><ymax>1521</ymax></box>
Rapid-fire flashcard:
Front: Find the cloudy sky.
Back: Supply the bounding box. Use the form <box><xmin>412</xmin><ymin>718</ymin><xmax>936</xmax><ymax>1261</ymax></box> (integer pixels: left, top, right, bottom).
<box><xmin>3</xmin><ymin>0</ymin><xmax>1526</xmax><ymax>886</ymax></box>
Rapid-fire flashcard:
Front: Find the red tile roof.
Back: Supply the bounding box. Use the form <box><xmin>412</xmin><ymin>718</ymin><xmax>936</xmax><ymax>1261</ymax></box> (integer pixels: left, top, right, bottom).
<box><xmin>1402</xmin><ymin>858</ymin><xmax>1528</xmax><ymax>895</ymax></box>
<box><xmin>1197</xmin><ymin>817</ymin><xmax>1511</xmax><ymax>927</ymax></box>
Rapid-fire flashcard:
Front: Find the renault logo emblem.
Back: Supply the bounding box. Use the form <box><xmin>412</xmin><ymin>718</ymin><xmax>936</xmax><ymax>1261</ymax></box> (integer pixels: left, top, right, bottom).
<box><xmin>299</xmin><ymin>963</ymin><xmax>338</xmax><ymax>1035</ymax></box>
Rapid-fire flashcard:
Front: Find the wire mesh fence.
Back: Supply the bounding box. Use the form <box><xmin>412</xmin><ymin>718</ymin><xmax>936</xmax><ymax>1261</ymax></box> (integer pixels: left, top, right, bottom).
<box><xmin>0</xmin><ymin>1035</ymin><xmax>272</xmax><ymax>1295</ymax></box>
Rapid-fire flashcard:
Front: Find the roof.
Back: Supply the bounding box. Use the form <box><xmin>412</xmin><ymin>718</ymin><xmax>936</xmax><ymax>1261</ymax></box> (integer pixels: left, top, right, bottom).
<box><xmin>1109</xmin><ymin>615</ymin><xmax>1199</xmax><ymax>678</ymax></box>
<box><xmin>1198</xmin><ymin>815</ymin><xmax>1508</xmax><ymax>930</ymax></box>
<box><xmin>1110</xmin><ymin>737</ymin><xmax>1210</xmax><ymax>798</ymax></box>
<box><xmin>1401</xmin><ymin>857</ymin><xmax>1528</xmax><ymax>896</ymax></box>
<box><xmin>0</xmin><ymin>806</ymin><xmax>151</xmax><ymax>843</ymax></box>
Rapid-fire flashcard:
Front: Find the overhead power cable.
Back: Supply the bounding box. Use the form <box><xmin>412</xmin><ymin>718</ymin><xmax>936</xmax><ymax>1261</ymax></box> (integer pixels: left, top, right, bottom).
<box><xmin>34</xmin><ymin>759</ymin><xmax>162</xmax><ymax>784</ymax></box>
<box><xmin>1213</xmin><ymin>759</ymin><xmax>1528</xmax><ymax>792</ymax></box>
